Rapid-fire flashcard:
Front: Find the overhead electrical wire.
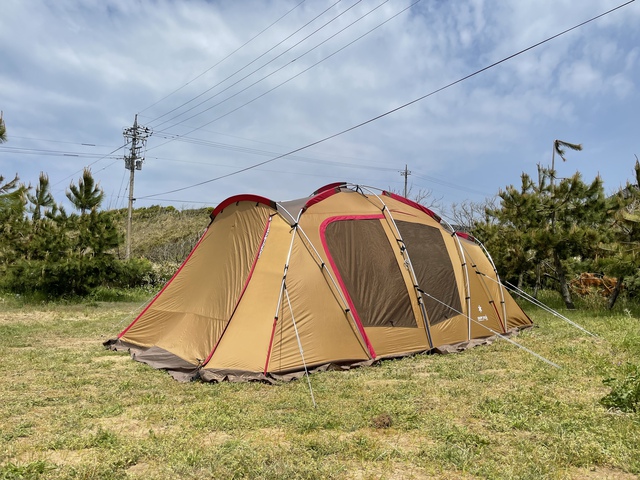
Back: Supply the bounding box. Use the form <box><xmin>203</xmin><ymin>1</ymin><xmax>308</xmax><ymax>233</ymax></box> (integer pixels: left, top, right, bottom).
<box><xmin>154</xmin><ymin>135</ymin><xmax>493</xmax><ymax>196</ymax></box>
<box><xmin>149</xmin><ymin>0</ymin><xmax>415</xmax><ymax>151</ymax></box>
<box><xmin>139</xmin><ymin>0</ymin><xmax>308</xmax><ymax>116</ymax></box>
<box><xmin>152</xmin><ymin>132</ymin><xmax>398</xmax><ymax>171</ymax></box>
<box><xmin>6</xmin><ymin>135</ymin><xmax>112</xmax><ymax>148</ymax></box>
<box><xmin>148</xmin><ymin>0</ymin><xmax>346</xmax><ymax>127</ymax></box>
<box><xmin>0</xmin><ymin>145</ymin><xmax>122</xmax><ymax>160</ymax></box>
<box><xmin>139</xmin><ymin>0</ymin><xmax>634</xmax><ymax>200</ymax></box>
<box><xmin>152</xmin><ymin>0</ymin><xmax>385</xmax><ymax>132</ymax></box>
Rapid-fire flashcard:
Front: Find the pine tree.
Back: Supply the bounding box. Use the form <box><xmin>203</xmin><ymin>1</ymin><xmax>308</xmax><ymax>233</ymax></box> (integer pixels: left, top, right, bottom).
<box><xmin>487</xmin><ymin>168</ymin><xmax>608</xmax><ymax>309</ymax></box>
<box><xmin>27</xmin><ymin>172</ymin><xmax>56</xmax><ymax>220</ymax></box>
<box><xmin>0</xmin><ymin>174</ymin><xmax>29</xmax><ymax>281</ymax></box>
<box><xmin>0</xmin><ymin>112</ymin><xmax>7</xmax><ymax>144</ymax></box>
<box><xmin>599</xmin><ymin>159</ymin><xmax>640</xmax><ymax>308</ymax></box>
<box><xmin>66</xmin><ymin>168</ymin><xmax>105</xmax><ymax>215</ymax></box>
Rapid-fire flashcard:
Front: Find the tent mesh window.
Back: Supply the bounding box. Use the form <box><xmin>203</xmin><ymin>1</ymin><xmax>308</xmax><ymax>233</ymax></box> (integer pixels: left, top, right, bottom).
<box><xmin>325</xmin><ymin>219</ymin><xmax>416</xmax><ymax>328</ymax></box>
<box><xmin>396</xmin><ymin>221</ymin><xmax>462</xmax><ymax>325</ymax></box>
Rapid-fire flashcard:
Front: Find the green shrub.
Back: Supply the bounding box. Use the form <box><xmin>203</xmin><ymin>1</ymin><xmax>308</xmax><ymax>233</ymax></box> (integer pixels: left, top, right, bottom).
<box><xmin>3</xmin><ymin>256</ymin><xmax>152</xmax><ymax>298</ymax></box>
<box><xmin>600</xmin><ymin>364</ymin><xmax>640</xmax><ymax>413</ymax></box>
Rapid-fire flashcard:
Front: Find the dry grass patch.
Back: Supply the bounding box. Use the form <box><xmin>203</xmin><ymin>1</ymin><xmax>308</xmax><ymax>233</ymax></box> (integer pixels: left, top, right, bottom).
<box><xmin>1</xmin><ymin>300</ymin><xmax>639</xmax><ymax>479</ymax></box>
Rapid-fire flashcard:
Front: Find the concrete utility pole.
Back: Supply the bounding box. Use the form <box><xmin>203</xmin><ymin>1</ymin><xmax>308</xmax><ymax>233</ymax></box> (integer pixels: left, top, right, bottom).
<box><xmin>123</xmin><ymin>114</ymin><xmax>152</xmax><ymax>260</ymax></box>
<box><xmin>400</xmin><ymin>164</ymin><xmax>411</xmax><ymax>198</ymax></box>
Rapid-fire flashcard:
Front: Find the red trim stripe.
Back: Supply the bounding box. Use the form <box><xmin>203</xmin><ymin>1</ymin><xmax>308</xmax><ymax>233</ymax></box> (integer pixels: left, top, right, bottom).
<box><xmin>319</xmin><ymin>215</ymin><xmax>382</xmax><ymax>359</ymax></box>
<box><xmin>455</xmin><ymin>231</ymin><xmax>477</xmax><ymax>242</ymax></box>
<box><xmin>118</xmin><ymin>226</ymin><xmax>210</xmax><ymax>338</ymax></box>
<box><xmin>263</xmin><ymin>316</ymin><xmax>279</xmax><ymax>375</ymax></box>
<box><xmin>202</xmin><ymin>216</ymin><xmax>272</xmax><ymax>366</ymax></box>
<box><xmin>382</xmin><ymin>191</ymin><xmax>441</xmax><ymax>222</ymax></box>
<box><xmin>313</xmin><ymin>182</ymin><xmax>347</xmax><ymax>195</ymax></box>
<box><xmin>210</xmin><ymin>194</ymin><xmax>276</xmax><ymax>220</ymax></box>
<box><xmin>303</xmin><ymin>186</ymin><xmax>342</xmax><ymax>211</ymax></box>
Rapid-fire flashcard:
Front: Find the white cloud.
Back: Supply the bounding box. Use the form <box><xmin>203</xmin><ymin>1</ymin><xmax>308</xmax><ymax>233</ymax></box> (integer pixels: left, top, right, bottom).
<box><xmin>1</xmin><ymin>0</ymin><xmax>639</xmax><ymax>213</ymax></box>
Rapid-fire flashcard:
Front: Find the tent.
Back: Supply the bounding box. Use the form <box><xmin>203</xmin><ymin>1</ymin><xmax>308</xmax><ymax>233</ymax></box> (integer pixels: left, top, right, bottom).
<box><xmin>105</xmin><ymin>183</ymin><xmax>532</xmax><ymax>382</ymax></box>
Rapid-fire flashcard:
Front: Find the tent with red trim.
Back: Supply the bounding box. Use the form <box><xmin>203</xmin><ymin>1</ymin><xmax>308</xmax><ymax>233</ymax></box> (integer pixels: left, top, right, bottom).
<box><xmin>105</xmin><ymin>183</ymin><xmax>532</xmax><ymax>382</ymax></box>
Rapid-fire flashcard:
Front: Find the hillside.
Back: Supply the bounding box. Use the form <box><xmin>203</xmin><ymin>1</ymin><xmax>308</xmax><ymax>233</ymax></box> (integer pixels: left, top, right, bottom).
<box><xmin>112</xmin><ymin>205</ymin><xmax>212</xmax><ymax>263</ymax></box>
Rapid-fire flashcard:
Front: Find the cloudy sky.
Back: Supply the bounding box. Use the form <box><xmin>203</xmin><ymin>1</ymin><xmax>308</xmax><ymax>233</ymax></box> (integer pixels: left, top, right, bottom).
<box><xmin>1</xmin><ymin>0</ymin><xmax>639</xmax><ymax>218</ymax></box>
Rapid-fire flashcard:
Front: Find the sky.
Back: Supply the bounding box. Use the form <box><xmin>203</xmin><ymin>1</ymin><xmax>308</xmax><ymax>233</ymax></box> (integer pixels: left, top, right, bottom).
<box><xmin>1</xmin><ymin>0</ymin><xmax>639</xmax><ymax>219</ymax></box>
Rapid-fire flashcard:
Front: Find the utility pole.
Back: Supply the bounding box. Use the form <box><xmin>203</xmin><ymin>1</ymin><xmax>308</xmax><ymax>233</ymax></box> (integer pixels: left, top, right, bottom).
<box><xmin>123</xmin><ymin>114</ymin><xmax>152</xmax><ymax>260</ymax></box>
<box><xmin>400</xmin><ymin>164</ymin><xmax>411</xmax><ymax>198</ymax></box>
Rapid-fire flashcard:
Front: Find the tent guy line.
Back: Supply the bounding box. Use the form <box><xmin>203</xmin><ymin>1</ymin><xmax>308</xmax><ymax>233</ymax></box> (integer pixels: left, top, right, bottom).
<box><xmin>417</xmin><ymin>289</ymin><xmax>561</xmax><ymax>369</ymax></box>
<box><xmin>503</xmin><ymin>281</ymin><xmax>598</xmax><ymax>338</ymax></box>
<box><xmin>138</xmin><ymin>0</ymin><xmax>634</xmax><ymax>201</ymax></box>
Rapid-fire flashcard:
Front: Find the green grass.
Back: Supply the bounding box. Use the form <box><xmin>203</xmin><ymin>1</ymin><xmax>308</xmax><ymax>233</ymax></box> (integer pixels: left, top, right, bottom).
<box><xmin>1</xmin><ymin>297</ymin><xmax>639</xmax><ymax>479</ymax></box>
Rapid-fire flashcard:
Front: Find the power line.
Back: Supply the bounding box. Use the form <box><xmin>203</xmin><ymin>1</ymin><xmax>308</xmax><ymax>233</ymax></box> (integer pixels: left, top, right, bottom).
<box><xmin>149</xmin><ymin>0</ymin><xmax>415</xmax><ymax>152</ymax></box>
<box><xmin>152</xmin><ymin>132</ymin><xmax>398</xmax><ymax>171</ymax></box>
<box><xmin>0</xmin><ymin>145</ymin><xmax>121</xmax><ymax>159</ymax></box>
<box><xmin>148</xmin><ymin>0</ymin><xmax>346</xmax><ymax>127</ymax></box>
<box><xmin>152</xmin><ymin>0</ymin><xmax>384</xmax><ymax>132</ymax></box>
<box><xmin>412</xmin><ymin>173</ymin><xmax>493</xmax><ymax>197</ymax></box>
<box><xmin>139</xmin><ymin>0</ymin><xmax>308</xmax><ymax>116</ymax></box>
<box><xmin>139</xmin><ymin>0</ymin><xmax>634</xmax><ymax>200</ymax></box>
<box><xmin>6</xmin><ymin>135</ymin><xmax>113</xmax><ymax>148</ymax></box>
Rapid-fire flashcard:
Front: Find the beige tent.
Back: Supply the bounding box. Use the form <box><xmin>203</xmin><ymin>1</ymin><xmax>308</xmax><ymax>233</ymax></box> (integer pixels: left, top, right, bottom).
<box><xmin>106</xmin><ymin>183</ymin><xmax>532</xmax><ymax>382</ymax></box>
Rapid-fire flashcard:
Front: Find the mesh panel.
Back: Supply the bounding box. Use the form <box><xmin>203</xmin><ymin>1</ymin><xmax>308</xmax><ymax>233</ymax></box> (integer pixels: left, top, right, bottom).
<box><xmin>396</xmin><ymin>221</ymin><xmax>462</xmax><ymax>325</ymax></box>
<box><xmin>325</xmin><ymin>219</ymin><xmax>416</xmax><ymax>328</ymax></box>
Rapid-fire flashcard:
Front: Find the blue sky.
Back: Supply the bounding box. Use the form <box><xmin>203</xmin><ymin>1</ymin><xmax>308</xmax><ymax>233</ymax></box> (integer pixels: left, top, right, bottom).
<box><xmin>1</xmin><ymin>0</ymin><xmax>639</xmax><ymax>218</ymax></box>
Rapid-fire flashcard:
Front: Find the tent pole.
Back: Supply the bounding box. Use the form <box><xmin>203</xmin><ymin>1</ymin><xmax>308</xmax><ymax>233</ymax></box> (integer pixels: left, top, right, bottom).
<box><xmin>285</xmin><ymin>287</ymin><xmax>317</xmax><ymax>408</ymax></box>
<box><xmin>440</xmin><ymin>218</ymin><xmax>473</xmax><ymax>342</ymax></box>
<box><xmin>277</xmin><ymin>204</ymin><xmax>374</xmax><ymax>358</ymax></box>
<box><xmin>457</xmin><ymin>240</ymin><xmax>507</xmax><ymax>334</ymax></box>
<box><xmin>357</xmin><ymin>186</ymin><xmax>434</xmax><ymax>349</ymax></box>
<box><xmin>264</xmin><ymin>221</ymin><xmax>300</xmax><ymax>376</ymax></box>
<box><xmin>476</xmin><ymin>240</ymin><xmax>509</xmax><ymax>332</ymax></box>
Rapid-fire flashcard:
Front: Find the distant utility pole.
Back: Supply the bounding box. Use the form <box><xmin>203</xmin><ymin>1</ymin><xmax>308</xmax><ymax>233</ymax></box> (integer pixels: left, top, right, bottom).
<box><xmin>123</xmin><ymin>114</ymin><xmax>152</xmax><ymax>260</ymax></box>
<box><xmin>400</xmin><ymin>164</ymin><xmax>411</xmax><ymax>198</ymax></box>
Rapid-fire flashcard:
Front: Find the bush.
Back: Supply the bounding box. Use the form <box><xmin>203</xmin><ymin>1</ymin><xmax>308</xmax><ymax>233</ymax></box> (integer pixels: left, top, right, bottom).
<box><xmin>2</xmin><ymin>256</ymin><xmax>152</xmax><ymax>298</ymax></box>
<box><xmin>600</xmin><ymin>364</ymin><xmax>640</xmax><ymax>413</ymax></box>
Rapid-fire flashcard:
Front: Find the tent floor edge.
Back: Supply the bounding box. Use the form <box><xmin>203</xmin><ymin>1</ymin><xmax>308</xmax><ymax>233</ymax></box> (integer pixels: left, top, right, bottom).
<box><xmin>201</xmin><ymin>359</ymin><xmax>376</xmax><ymax>383</ymax></box>
<box><xmin>104</xmin><ymin>338</ymin><xmax>200</xmax><ymax>382</ymax></box>
<box><xmin>431</xmin><ymin>325</ymin><xmax>532</xmax><ymax>354</ymax></box>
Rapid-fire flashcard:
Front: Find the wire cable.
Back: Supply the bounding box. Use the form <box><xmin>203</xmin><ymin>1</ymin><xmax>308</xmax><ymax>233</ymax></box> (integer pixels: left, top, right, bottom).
<box><xmin>148</xmin><ymin>0</ymin><xmax>345</xmax><ymax>127</ymax></box>
<box><xmin>152</xmin><ymin>0</ymin><xmax>377</xmax><ymax>131</ymax></box>
<box><xmin>149</xmin><ymin>0</ymin><xmax>411</xmax><ymax>152</ymax></box>
<box><xmin>139</xmin><ymin>0</ymin><xmax>634</xmax><ymax>200</ymax></box>
<box><xmin>139</xmin><ymin>0</ymin><xmax>307</xmax><ymax>116</ymax></box>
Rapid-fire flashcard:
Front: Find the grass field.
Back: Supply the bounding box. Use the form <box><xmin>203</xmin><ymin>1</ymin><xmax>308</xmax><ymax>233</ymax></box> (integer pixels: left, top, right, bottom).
<box><xmin>1</xmin><ymin>294</ymin><xmax>639</xmax><ymax>479</ymax></box>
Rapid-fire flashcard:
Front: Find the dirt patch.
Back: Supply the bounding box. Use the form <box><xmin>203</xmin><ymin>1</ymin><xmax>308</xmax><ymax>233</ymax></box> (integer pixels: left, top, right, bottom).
<box><xmin>364</xmin><ymin>379</ymin><xmax>405</xmax><ymax>387</ymax></box>
<box><xmin>126</xmin><ymin>461</ymin><xmax>161</xmax><ymax>478</ymax></box>
<box><xmin>567</xmin><ymin>466</ymin><xmax>639</xmax><ymax>479</ymax></box>
<box><xmin>344</xmin><ymin>460</ymin><xmax>473</xmax><ymax>480</ymax></box>
<box><xmin>201</xmin><ymin>431</ymin><xmax>233</xmax><ymax>446</ymax></box>
<box><xmin>11</xmin><ymin>448</ymin><xmax>96</xmax><ymax>467</ymax></box>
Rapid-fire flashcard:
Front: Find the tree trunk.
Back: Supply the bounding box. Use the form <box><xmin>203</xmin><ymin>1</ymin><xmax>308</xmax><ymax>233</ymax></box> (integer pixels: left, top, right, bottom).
<box><xmin>553</xmin><ymin>252</ymin><xmax>575</xmax><ymax>309</ymax></box>
<box><xmin>607</xmin><ymin>276</ymin><xmax>625</xmax><ymax>310</ymax></box>
<box><xmin>534</xmin><ymin>264</ymin><xmax>542</xmax><ymax>299</ymax></box>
